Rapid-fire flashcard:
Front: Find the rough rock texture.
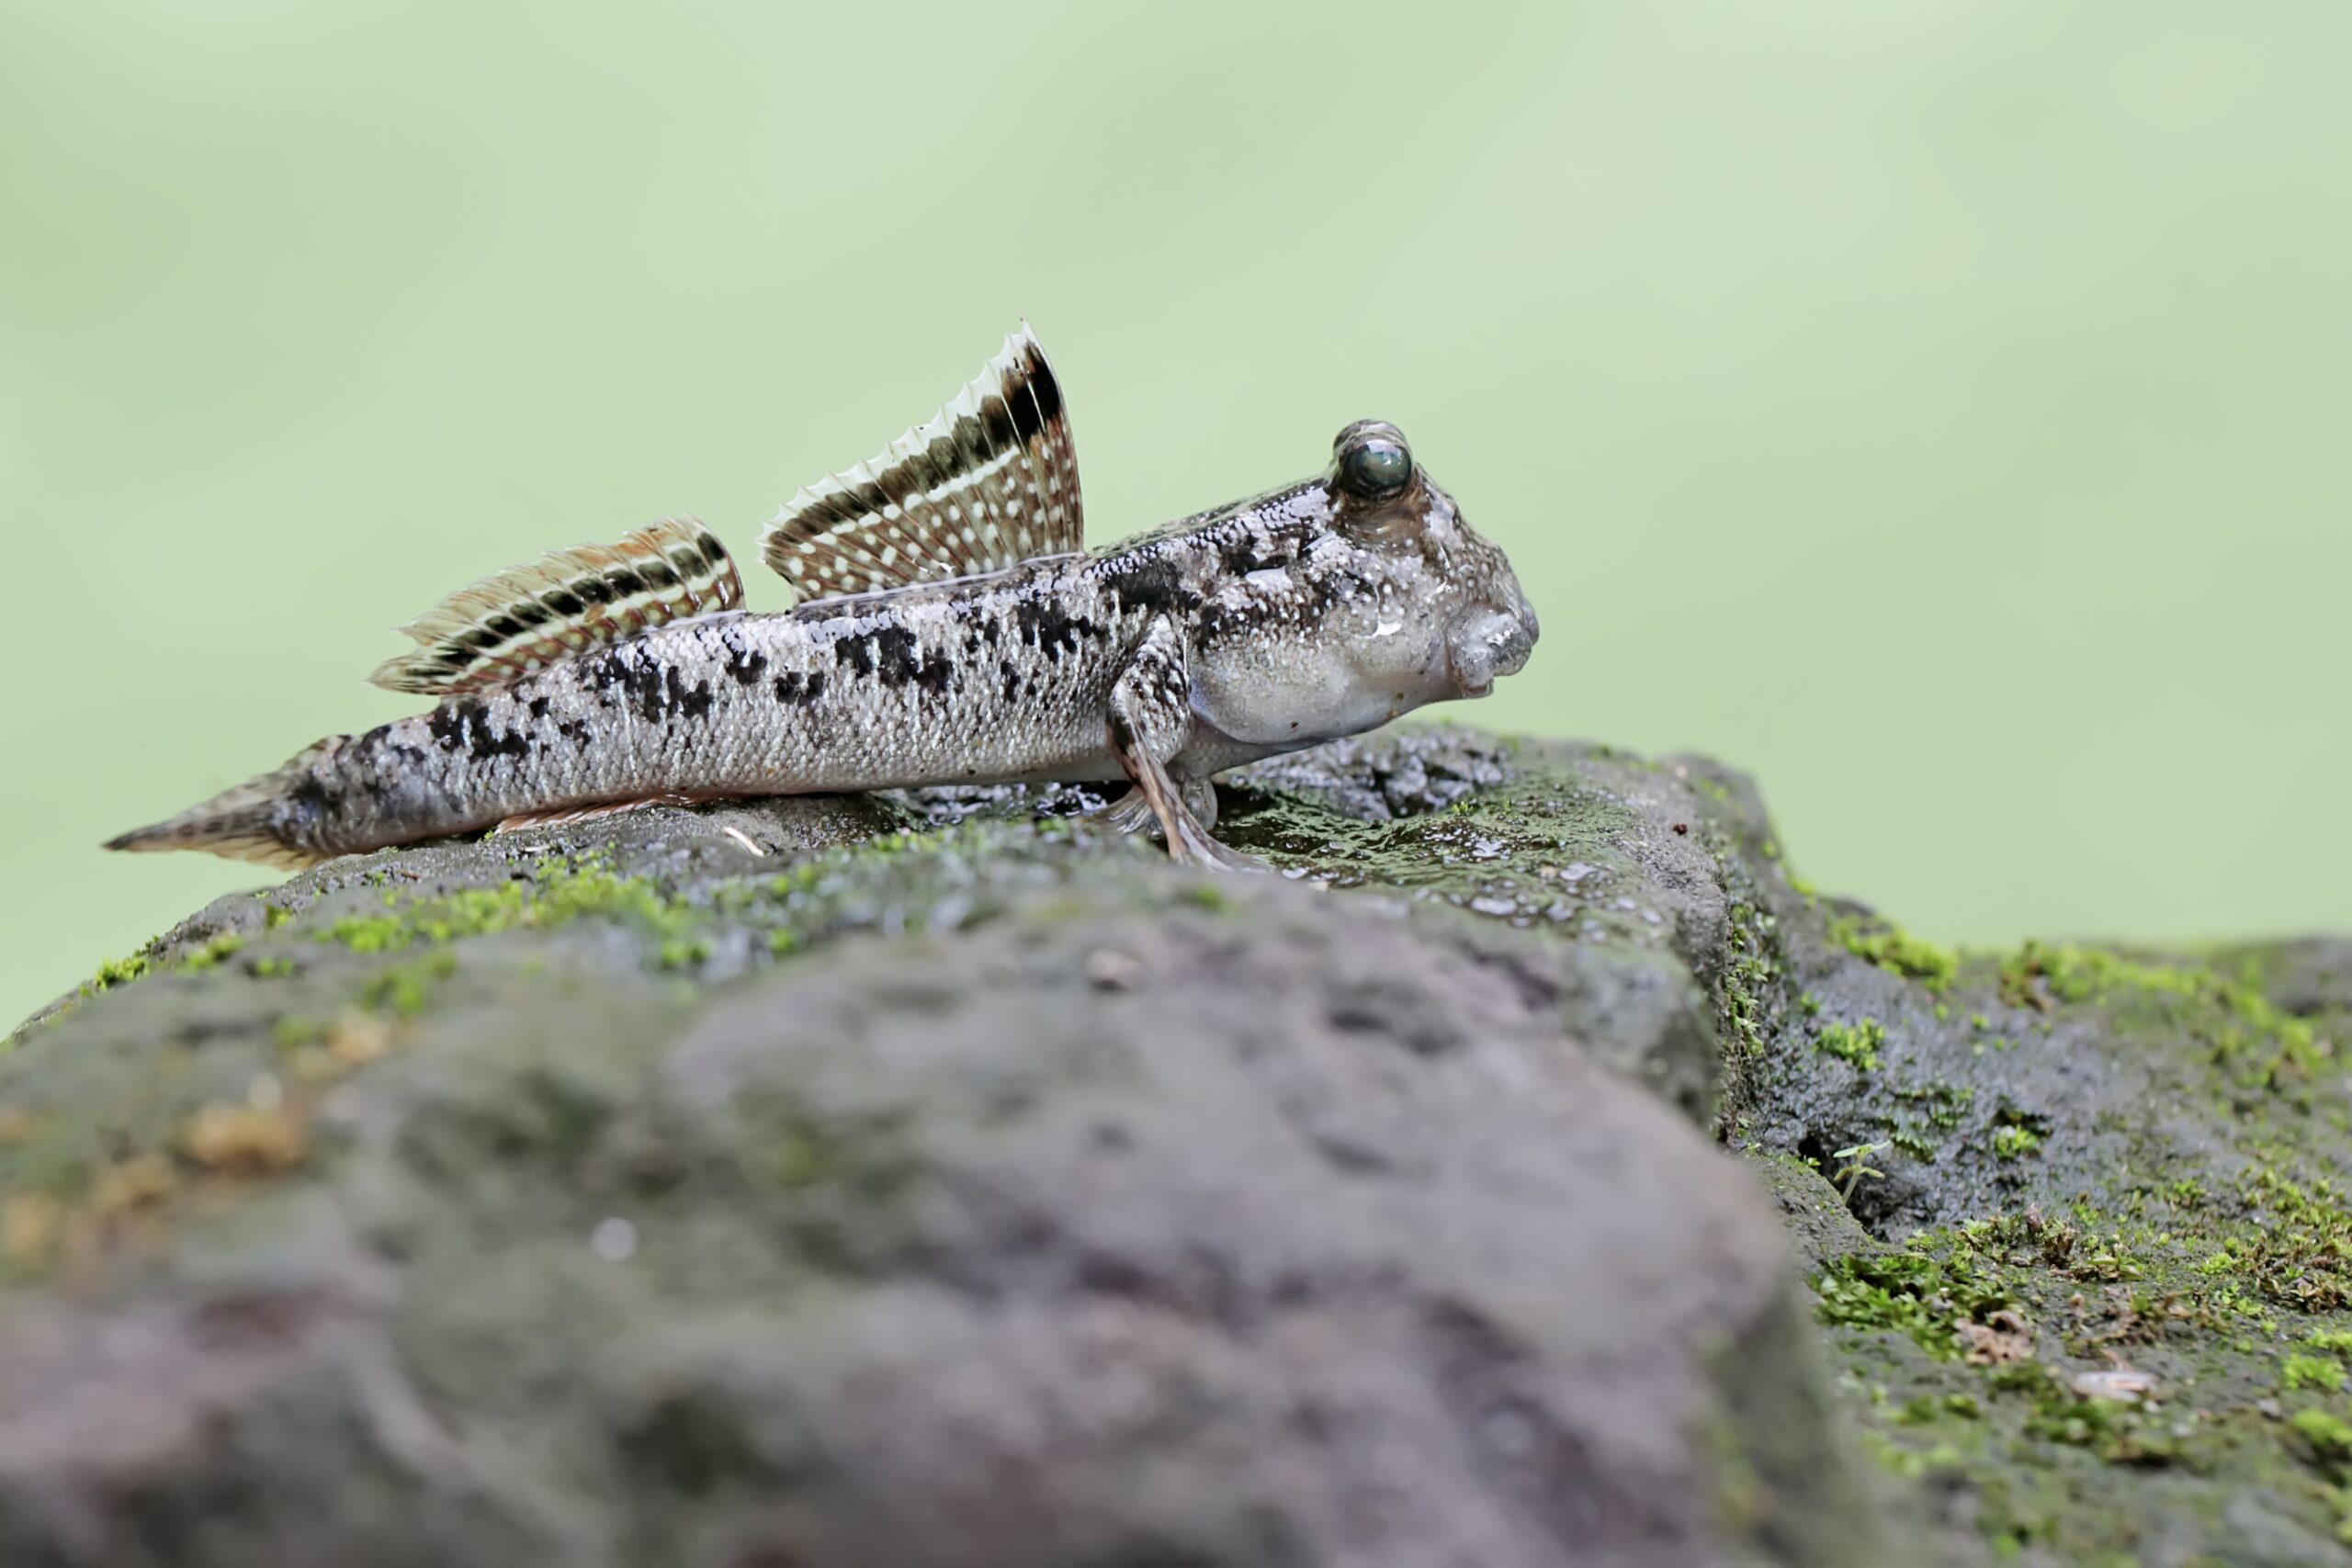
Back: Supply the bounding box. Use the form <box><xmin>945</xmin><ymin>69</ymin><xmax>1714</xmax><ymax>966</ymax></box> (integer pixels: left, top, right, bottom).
<box><xmin>4</xmin><ymin>728</ymin><xmax>2346</xmax><ymax>1566</ymax></box>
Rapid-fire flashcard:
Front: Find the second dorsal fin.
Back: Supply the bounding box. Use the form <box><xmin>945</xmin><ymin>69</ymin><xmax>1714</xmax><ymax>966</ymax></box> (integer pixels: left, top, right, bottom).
<box><xmin>368</xmin><ymin>517</ymin><xmax>742</xmax><ymax>696</ymax></box>
<box><xmin>760</xmin><ymin>322</ymin><xmax>1083</xmax><ymax>604</ymax></box>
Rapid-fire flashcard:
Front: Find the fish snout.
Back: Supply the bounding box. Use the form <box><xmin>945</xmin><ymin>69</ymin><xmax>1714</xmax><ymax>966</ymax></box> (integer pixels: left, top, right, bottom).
<box><xmin>1446</xmin><ymin>595</ymin><xmax>1539</xmax><ymax>699</ymax></box>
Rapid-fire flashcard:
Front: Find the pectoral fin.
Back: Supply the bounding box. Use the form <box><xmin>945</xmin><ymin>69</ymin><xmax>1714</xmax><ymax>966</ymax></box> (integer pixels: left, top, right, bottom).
<box><xmin>1103</xmin><ymin>618</ymin><xmax>1262</xmax><ymax>873</ymax></box>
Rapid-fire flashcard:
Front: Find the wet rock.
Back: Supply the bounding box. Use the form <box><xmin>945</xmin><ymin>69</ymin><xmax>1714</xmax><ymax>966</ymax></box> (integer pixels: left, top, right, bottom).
<box><xmin>1</xmin><ymin>729</ymin><xmax>1873</xmax><ymax>1568</ymax></box>
<box><xmin>9</xmin><ymin>724</ymin><xmax>2346</xmax><ymax>1565</ymax></box>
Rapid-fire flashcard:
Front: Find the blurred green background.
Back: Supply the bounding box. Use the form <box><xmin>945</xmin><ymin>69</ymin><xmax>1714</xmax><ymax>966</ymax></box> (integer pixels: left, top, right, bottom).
<box><xmin>3</xmin><ymin>2</ymin><xmax>2346</xmax><ymax>1025</ymax></box>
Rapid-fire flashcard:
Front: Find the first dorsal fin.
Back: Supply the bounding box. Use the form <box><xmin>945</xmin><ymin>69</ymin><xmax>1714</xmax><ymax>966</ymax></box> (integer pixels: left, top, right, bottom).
<box><xmin>760</xmin><ymin>322</ymin><xmax>1083</xmax><ymax>605</ymax></box>
<box><xmin>368</xmin><ymin>517</ymin><xmax>742</xmax><ymax>696</ymax></box>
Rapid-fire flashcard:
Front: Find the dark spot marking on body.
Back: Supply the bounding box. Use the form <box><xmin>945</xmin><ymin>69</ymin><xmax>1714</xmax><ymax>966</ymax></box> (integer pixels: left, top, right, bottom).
<box><xmin>428</xmin><ymin>696</ymin><xmax>533</xmax><ymax>762</ymax></box>
<box><xmin>912</xmin><ymin>653</ymin><xmax>955</xmax><ymax>694</ymax></box>
<box><xmin>772</xmin><ymin>669</ymin><xmax>829</xmax><ymax>706</ymax></box>
<box><xmin>285</xmin><ymin>771</ymin><xmax>340</xmax><ymax>834</ymax></box>
<box><xmin>726</xmin><ymin>648</ymin><xmax>769</xmax><ymax>685</ymax></box>
<box><xmin>835</xmin><ymin>626</ymin><xmax>956</xmax><ymax>694</ymax></box>
<box><xmin>354</xmin><ymin>723</ymin><xmax>433</xmax><ymax>784</ymax></box>
<box><xmin>1220</xmin><ymin>532</ymin><xmax>1294</xmax><ymax>577</ymax></box>
<box><xmin>583</xmin><ymin>646</ymin><xmax>708</xmax><ymax>724</ymax></box>
<box><xmin>1107</xmin><ymin>556</ymin><xmax>1202</xmax><ymax>617</ymax></box>
<box><xmin>1000</xmin><ymin>660</ymin><xmax>1023</xmax><ymax>703</ymax></box>
<box><xmin>529</xmin><ymin>696</ymin><xmax>552</xmax><ymax>719</ymax></box>
<box><xmin>1014</xmin><ymin>598</ymin><xmax>1098</xmax><ymax>659</ymax></box>
<box><xmin>875</xmin><ymin>626</ymin><xmax>953</xmax><ymax>692</ymax></box>
<box><xmin>666</xmin><ymin>665</ymin><xmax>714</xmax><ymax>721</ymax></box>
<box><xmin>426</xmin><ymin>702</ymin><xmax>466</xmax><ymax>750</ymax></box>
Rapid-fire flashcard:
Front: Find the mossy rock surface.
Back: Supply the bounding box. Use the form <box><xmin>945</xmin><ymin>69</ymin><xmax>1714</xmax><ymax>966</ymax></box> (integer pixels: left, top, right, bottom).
<box><xmin>3</xmin><ymin>727</ymin><xmax>2345</xmax><ymax>1566</ymax></box>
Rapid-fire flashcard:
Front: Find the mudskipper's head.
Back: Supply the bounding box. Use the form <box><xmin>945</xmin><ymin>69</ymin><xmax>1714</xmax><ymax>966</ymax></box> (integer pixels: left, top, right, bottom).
<box><xmin>1176</xmin><ymin>415</ymin><xmax>1543</xmax><ymax>747</ymax></box>
<box><xmin>1187</xmin><ymin>421</ymin><xmax>1540</xmax><ymax>750</ymax></box>
<box><xmin>1318</xmin><ymin>419</ymin><xmax>1539</xmax><ymax>705</ymax></box>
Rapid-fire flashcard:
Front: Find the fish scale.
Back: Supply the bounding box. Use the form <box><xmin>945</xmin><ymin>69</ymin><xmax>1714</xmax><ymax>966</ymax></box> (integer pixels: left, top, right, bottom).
<box><xmin>108</xmin><ymin>331</ymin><xmax>1539</xmax><ymax>871</ymax></box>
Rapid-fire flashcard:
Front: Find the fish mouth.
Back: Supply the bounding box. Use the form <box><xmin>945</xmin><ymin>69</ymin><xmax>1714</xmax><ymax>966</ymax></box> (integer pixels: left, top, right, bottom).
<box><xmin>1447</xmin><ymin>601</ymin><xmax>1540</xmax><ymax>698</ymax></box>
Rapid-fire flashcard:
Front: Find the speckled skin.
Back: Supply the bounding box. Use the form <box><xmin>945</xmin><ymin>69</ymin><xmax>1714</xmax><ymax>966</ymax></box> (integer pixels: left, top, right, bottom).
<box><xmin>117</xmin><ymin>424</ymin><xmax>1539</xmax><ymax>867</ymax></box>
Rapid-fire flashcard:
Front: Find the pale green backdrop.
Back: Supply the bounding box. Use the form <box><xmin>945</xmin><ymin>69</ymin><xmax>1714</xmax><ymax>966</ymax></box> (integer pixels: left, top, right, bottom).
<box><xmin>4</xmin><ymin>2</ymin><xmax>2346</xmax><ymax>1025</ymax></box>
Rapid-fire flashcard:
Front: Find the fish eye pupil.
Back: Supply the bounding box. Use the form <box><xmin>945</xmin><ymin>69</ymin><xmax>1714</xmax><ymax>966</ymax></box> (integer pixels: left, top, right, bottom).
<box><xmin>1341</xmin><ymin>435</ymin><xmax>1412</xmax><ymax>499</ymax></box>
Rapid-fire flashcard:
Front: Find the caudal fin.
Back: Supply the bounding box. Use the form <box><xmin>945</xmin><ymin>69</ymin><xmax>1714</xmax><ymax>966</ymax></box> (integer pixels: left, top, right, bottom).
<box><xmin>103</xmin><ymin>739</ymin><xmax>338</xmax><ymax>869</ymax></box>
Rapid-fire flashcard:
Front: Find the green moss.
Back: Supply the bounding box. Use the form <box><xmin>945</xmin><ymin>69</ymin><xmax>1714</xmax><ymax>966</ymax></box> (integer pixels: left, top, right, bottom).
<box><xmin>2293</xmin><ymin>1408</ymin><xmax>2352</xmax><ymax>1460</ymax></box>
<box><xmin>1993</xmin><ymin>1124</ymin><xmax>2043</xmax><ymax>1161</ymax></box>
<box><xmin>656</xmin><ymin>936</ymin><xmax>711</xmax><ymax>970</ymax></box>
<box><xmin>1894</xmin><ymin>1392</ymin><xmax>1982</xmax><ymax>1425</ymax></box>
<box><xmin>271</xmin><ymin>1014</ymin><xmax>328</xmax><ymax>1051</ymax></box>
<box><xmin>323</xmin><ymin>853</ymin><xmax>705</xmax><ymax>956</ymax></box>
<box><xmin>85</xmin><ymin>950</ymin><xmax>150</xmax><ymax>995</ymax></box>
<box><xmin>1997</xmin><ymin>942</ymin><xmax>2320</xmax><ymax>1093</ymax></box>
<box><xmin>1815</xmin><ymin>1241</ymin><xmax>2018</xmax><ymax>1358</ymax></box>
<box><xmin>2217</xmin><ymin>1158</ymin><xmax>2352</xmax><ymax>1310</ymax></box>
<box><xmin>178</xmin><ymin>933</ymin><xmax>245</xmax><ymax>972</ymax></box>
<box><xmin>1890</xmin><ymin>1129</ymin><xmax>1939</xmax><ymax>1162</ymax></box>
<box><xmin>1828</xmin><ymin>912</ymin><xmax>1958</xmax><ymax>991</ymax></box>
<box><xmin>73</xmin><ymin>929</ymin><xmax>266</xmax><ymax>1007</ymax></box>
<box><xmin>361</xmin><ymin>953</ymin><xmax>458</xmax><ymax>1018</ymax></box>
<box><xmin>1815</xmin><ymin>1018</ymin><xmax>1887</xmax><ymax>1071</ymax></box>
<box><xmin>1718</xmin><ymin>901</ymin><xmax>1782</xmax><ymax>1062</ymax></box>
<box><xmin>1825</xmin><ymin>1146</ymin><xmax>2352</xmax><ymax>1551</ymax></box>
<box><xmin>1894</xmin><ymin>1079</ymin><xmax>1975</xmax><ymax>1131</ymax></box>
<box><xmin>2284</xmin><ymin>1355</ymin><xmax>2345</xmax><ymax>1393</ymax></box>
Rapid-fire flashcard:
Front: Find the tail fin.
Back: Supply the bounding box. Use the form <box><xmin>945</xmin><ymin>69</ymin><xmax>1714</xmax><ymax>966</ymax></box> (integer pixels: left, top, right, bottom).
<box><xmin>103</xmin><ymin>739</ymin><xmax>338</xmax><ymax>870</ymax></box>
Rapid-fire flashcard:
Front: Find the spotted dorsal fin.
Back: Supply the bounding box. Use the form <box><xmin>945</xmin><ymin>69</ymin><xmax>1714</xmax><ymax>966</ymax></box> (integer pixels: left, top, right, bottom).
<box><xmin>368</xmin><ymin>517</ymin><xmax>742</xmax><ymax>696</ymax></box>
<box><xmin>761</xmin><ymin>322</ymin><xmax>1082</xmax><ymax>604</ymax></box>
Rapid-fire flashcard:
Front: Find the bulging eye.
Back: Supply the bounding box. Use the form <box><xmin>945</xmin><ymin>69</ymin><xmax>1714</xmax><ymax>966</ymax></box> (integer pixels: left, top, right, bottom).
<box><xmin>1335</xmin><ymin>422</ymin><xmax>1413</xmax><ymax>501</ymax></box>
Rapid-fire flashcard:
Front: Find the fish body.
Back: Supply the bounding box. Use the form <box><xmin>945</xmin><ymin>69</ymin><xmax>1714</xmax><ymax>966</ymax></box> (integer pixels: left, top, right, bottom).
<box><xmin>108</xmin><ymin>330</ymin><xmax>1538</xmax><ymax>870</ymax></box>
